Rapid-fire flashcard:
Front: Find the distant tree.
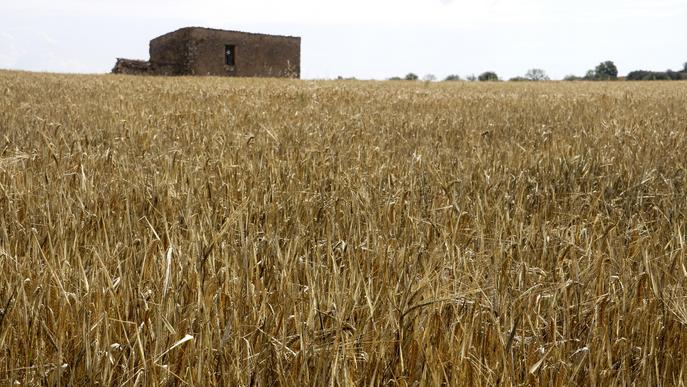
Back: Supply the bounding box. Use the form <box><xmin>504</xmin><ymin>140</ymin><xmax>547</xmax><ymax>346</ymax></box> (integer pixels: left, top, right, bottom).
<box><xmin>563</xmin><ymin>74</ymin><xmax>582</xmax><ymax>81</ymax></box>
<box><xmin>404</xmin><ymin>73</ymin><xmax>419</xmax><ymax>81</ymax></box>
<box><xmin>466</xmin><ymin>74</ymin><xmax>477</xmax><ymax>82</ymax></box>
<box><xmin>626</xmin><ymin>70</ymin><xmax>645</xmax><ymax>80</ymax></box>
<box><xmin>525</xmin><ymin>68</ymin><xmax>550</xmax><ymax>81</ymax></box>
<box><xmin>627</xmin><ymin>70</ymin><xmax>653</xmax><ymax>80</ymax></box>
<box><xmin>627</xmin><ymin>70</ymin><xmax>677</xmax><ymax>81</ymax></box>
<box><xmin>444</xmin><ymin>74</ymin><xmax>461</xmax><ymax>81</ymax></box>
<box><xmin>657</xmin><ymin>72</ymin><xmax>672</xmax><ymax>80</ymax></box>
<box><xmin>626</xmin><ymin>62</ymin><xmax>687</xmax><ymax>81</ymax></box>
<box><xmin>509</xmin><ymin>76</ymin><xmax>528</xmax><ymax>82</ymax></box>
<box><xmin>666</xmin><ymin>69</ymin><xmax>680</xmax><ymax>80</ymax></box>
<box><xmin>422</xmin><ymin>74</ymin><xmax>437</xmax><ymax>82</ymax></box>
<box><xmin>478</xmin><ymin>71</ymin><xmax>499</xmax><ymax>81</ymax></box>
<box><xmin>594</xmin><ymin>61</ymin><xmax>618</xmax><ymax>80</ymax></box>
<box><xmin>584</xmin><ymin>69</ymin><xmax>597</xmax><ymax>80</ymax></box>
<box><xmin>388</xmin><ymin>76</ymin><xmax>403</xmax><ymax>81</ymax></box>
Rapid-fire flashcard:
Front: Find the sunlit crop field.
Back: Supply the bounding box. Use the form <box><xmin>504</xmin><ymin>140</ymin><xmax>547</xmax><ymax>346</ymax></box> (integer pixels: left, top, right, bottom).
<box><xmin>2</xmin><ymin>70</ymin><xmax>687</xmax><ymax>385</ymax></box>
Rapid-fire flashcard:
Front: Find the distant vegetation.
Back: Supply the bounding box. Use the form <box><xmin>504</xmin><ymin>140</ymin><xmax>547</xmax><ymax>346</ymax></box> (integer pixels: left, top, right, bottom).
<box><xmin>404</xmin><ymin>72</ymin><xmax>419</xmax><ymax>81</ymax></box>
<box><xmin>563</xmin><ymin>61</ymin><xmax>620</xmax><ymax>81</ymax></box>
<box><xmin>390</xmin><ymin>60</ymin><xmax>687</xmax><ymax>82</ymax></box>
<box><xmin>525</xmin><ymin>68</ymin><xmax>550</xmax><ymax>81</ymax></box>
<box><xmin>627</xmin><ymin>63</ymin><xmax>687</xmax><ymax>80</ymax></box>
<box><xmin>478</xmin><ymin>71</ymin><xmax>499</xmax><ymax>81</ymax></box>
<box><xmin>510</xmin><ymin>68</ymin><xmax>550</xmax><ymax>82</ymax></box>
<box><xmin>592</xmin><ymin>61</ymin><xmax>619</xmax><ymax>80</ymax></box>
<box><xmin>564</xmin><ymin>61</ymin><xmax>687</xmax><ymax>81</ymax></box>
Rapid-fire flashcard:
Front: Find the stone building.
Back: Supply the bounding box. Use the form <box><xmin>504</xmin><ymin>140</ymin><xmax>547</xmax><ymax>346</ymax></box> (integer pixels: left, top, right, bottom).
<box><xmin>112</xmin><ymin>27</ymin><xmax>300</xmax><ymax>78</ymax></box>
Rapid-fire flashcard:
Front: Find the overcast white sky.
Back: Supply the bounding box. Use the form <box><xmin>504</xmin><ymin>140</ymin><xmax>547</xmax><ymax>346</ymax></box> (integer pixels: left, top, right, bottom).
<box><xmin>1</xmin><ymin>0</ymin><xmax>686</xmax><ymax>80</ymax></box>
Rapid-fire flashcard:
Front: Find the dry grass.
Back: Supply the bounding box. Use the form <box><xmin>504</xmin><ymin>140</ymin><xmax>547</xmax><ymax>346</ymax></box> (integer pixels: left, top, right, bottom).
<box><xmin>2</xmin><ymin>70</ymin><xmax>687</xmax><ymax>385</ymax></box>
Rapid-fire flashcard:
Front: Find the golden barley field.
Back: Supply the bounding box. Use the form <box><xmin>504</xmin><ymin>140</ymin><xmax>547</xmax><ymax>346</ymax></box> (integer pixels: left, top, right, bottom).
<box><xmin>2</xmin><ymin>70</ymin><xmax>687</xmax><ymax>385</ymax></box>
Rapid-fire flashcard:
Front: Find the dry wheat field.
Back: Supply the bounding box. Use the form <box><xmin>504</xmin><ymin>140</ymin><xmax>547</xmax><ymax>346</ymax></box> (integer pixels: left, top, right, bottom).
<box><xmin>2</xmin><ymin>70</ymin><xmax>687</xmax><ymax>385</ymax></box>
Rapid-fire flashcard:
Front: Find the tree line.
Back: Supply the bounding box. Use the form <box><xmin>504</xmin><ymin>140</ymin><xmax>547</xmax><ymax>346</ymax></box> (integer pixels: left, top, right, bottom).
<box><xmin>384</xmin><ymin>61</ymin><xmax>687</xmax><ymax>82</ymax></box>
<box><xmin>626</xmin><ymin>63</ymin><xmax>687</xmax><ymax>81</ymax></box>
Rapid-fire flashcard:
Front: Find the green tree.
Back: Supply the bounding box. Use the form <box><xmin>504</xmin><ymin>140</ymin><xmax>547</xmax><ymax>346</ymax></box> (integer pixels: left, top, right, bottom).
<box><xmin>594</xmin><ymin>61</ymin><xmax>618</xmax><ymax>80</ymax></box>
<box><xmin>444</xmin><ymin>74</ymin><xmax>461</xmax><ymax>81</ymax></box>
<box><xmin>478</xmin><ymin>71</ymin><xmax>499</xmax><ymax>81</ymax></box>
<box><xmin>404</xmin><ymin>73</ymin><xmax>419</xmax><ymax>81</ymax></box>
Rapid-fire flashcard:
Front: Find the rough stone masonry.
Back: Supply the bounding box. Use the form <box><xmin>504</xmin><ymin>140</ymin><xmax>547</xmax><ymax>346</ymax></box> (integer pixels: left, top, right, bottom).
<box><xmin>113</xmin><ymin>27</ymin><xmax>301</xmax><ymax>78</ymax></box>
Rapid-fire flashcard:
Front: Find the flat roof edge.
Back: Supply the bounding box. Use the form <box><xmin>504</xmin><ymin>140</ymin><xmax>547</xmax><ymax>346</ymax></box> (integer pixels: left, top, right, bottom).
<box><xmin>152</xmin><ymin>27</ymin><xmax>301</xmax><ymax>41</ymax></box>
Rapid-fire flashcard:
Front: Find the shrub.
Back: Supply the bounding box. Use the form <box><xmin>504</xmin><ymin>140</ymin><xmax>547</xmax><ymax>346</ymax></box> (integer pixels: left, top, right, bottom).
<box><xmin>478</xmin><ymin>71</ymin><xmax>499</xmax><ymax>81</ymax></box>
<box><xmin>404</xmin><ymin>73</ymin><xmax>419</xmax><ymax>81</ymax></box>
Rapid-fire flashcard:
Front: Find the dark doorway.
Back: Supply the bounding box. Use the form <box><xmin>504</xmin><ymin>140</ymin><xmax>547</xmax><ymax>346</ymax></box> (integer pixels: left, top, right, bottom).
<box><xmin>225</xmin><ymin>45</ymin><xmax>236</xmax><ymax>66</ymax></box>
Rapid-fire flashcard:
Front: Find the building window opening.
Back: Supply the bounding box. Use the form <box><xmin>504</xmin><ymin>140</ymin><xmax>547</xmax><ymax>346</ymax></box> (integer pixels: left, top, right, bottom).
<box><xmin>225</xmin><ymin>45</ymin><xmax>236</xmax><ymax>66</ymax></box>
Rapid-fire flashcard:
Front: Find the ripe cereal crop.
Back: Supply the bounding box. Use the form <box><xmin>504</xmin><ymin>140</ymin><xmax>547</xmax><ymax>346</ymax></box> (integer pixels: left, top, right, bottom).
<box><xmin>1</xmin><ymin>70</ymin><xmax>687</xmax><ymax>385</ymax></box>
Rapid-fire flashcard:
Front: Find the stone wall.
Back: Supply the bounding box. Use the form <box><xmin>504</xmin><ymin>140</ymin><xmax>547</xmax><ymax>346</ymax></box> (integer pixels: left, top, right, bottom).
<box><xmin>111</xmin><ymin>58</ymin><xmax>152</xmax><ymax>75</ymax></box>
<box><xmin>112</xmin><ymin>27</ymin><xmax>301</xmax><ymax>78</ymax></box>
<box><xmin>187</xmin><ymin>28</ymin><xmax>300</xmax><ymax>78</ymax></box>
<box><xmin>149</xmin><ymin>29</ymin><xmax>192</xmax><ymax>75</ymax></box>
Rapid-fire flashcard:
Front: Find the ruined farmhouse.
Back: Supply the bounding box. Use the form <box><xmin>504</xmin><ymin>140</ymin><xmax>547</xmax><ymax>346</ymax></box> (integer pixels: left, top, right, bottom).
<box><xmin>112</xmin><ymin>27</ymin><xmax>300</xmax><ymax>78</ymax></box>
